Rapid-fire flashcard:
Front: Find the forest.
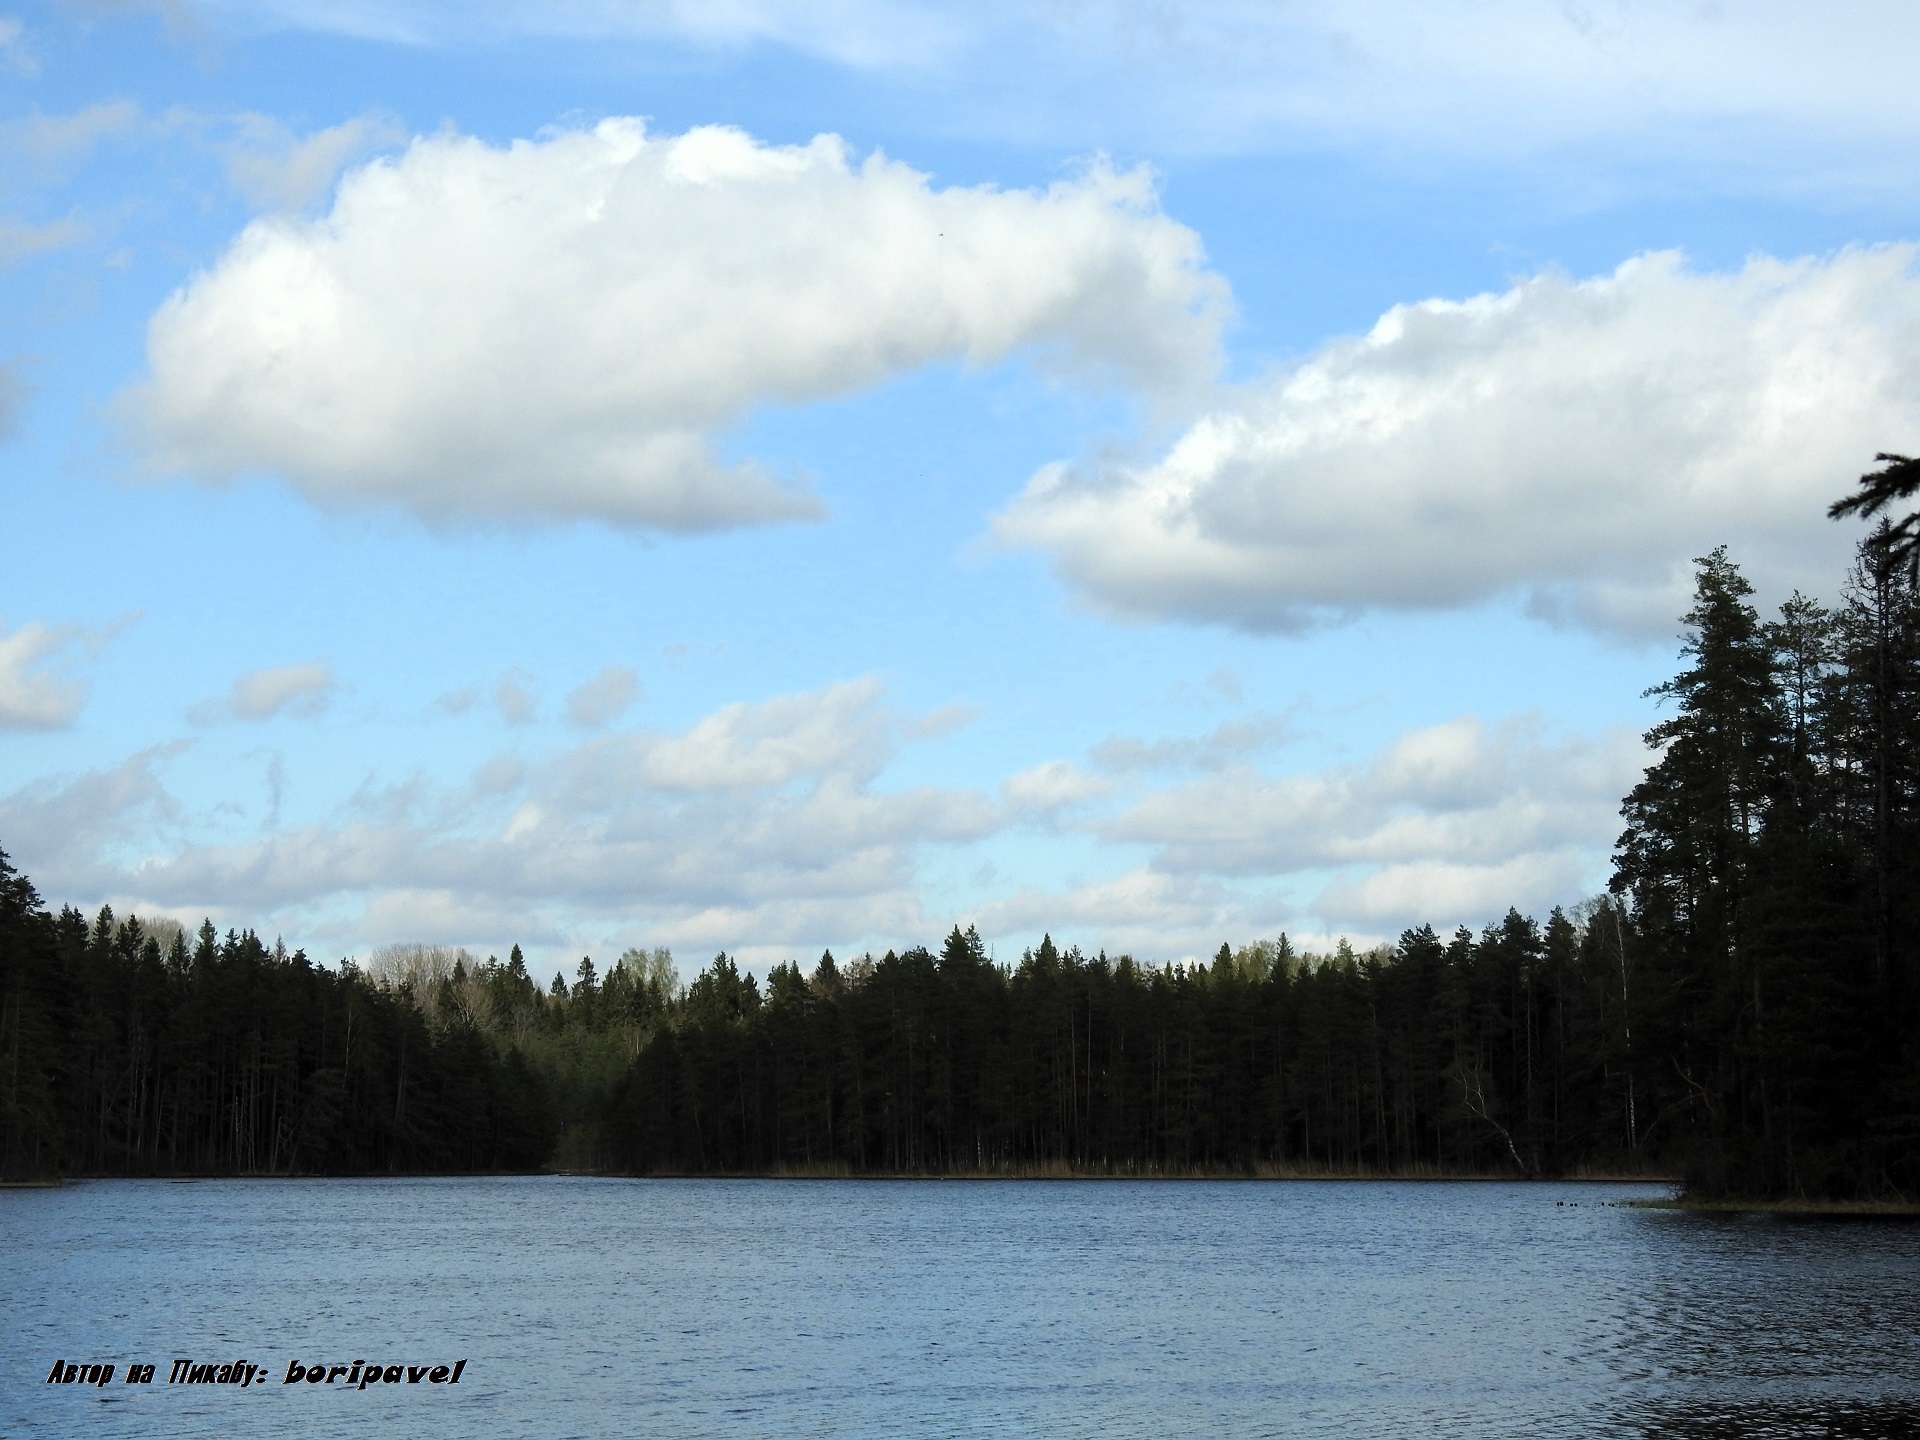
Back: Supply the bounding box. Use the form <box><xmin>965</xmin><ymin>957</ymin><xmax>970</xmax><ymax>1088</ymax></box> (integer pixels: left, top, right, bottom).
<box><xmin>3</xmin><ymin>467</ymin><xmax>1919</xmax><ymax>1199</ymax></box>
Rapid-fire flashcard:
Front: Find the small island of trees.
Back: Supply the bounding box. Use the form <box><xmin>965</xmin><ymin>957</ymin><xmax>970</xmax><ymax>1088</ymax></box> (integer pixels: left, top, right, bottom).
<box><xmin>4</xmin><ymin>463</ymin><xmax>1918</xmax><ymax>1202</ymax></box>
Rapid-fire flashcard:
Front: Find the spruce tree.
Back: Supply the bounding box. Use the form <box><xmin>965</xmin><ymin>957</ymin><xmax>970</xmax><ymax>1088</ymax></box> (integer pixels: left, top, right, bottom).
<box><xmin>1613</xmin><ymin>547</ymin><xmax>1785</xmax><ymax>1193</ymax></box>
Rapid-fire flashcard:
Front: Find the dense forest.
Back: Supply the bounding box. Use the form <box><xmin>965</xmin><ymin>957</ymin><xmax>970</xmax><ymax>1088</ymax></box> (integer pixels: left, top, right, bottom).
<box><xmin>3</xmin><ymin>483</ymin><xmax>1919</xmax><ymax>1198</ymax></box>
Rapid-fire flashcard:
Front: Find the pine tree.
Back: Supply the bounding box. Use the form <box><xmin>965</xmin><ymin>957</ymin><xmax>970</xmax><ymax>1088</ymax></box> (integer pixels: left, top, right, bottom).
<box><xmin>1613</xmin><ymin>547</ymin><xmax>1785</xmax><ymax>1193</ymax></box>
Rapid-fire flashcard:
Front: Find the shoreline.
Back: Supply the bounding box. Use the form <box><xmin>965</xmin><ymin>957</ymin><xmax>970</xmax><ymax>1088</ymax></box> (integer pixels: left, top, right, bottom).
<box><xmin>13</xmin><ymin>1167</ymin><xmax>1678</xmax><ymax>1185</ymax></box>
<box><xmin>563</xmin><ymin>1167</ymin><xmax>1677</xmax><ymax>1184</ymax></box>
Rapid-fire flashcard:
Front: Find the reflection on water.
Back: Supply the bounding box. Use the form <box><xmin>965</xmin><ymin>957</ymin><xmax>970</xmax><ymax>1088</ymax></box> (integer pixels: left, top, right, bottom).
<box><xmin>3</xmin><ymin>1179</ymin><xmax>1917</xmax><ymax>1438</ymax></box>
<box><xmin>1637</xmin><ymin>1400</ymin><xmax>1920</xmax><ymax>1439</ymax></box>
<box><xmin>1614</xmin><ymin>1213</ymin><xmax>1920</xmax><ymax>1439</ymax></box>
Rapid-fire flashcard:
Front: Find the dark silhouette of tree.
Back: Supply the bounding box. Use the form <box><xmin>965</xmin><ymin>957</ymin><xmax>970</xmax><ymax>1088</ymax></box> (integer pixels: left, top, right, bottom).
<box><xmin>1830</xmin><ymin>452</ymin><xmax>1920</xmax><ymax>579</ymax></box>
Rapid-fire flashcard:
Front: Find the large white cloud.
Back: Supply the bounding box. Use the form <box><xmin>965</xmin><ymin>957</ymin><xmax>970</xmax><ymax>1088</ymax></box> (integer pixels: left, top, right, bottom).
<box><xmin>1000</xmin><ymin>247</ymin><xmax>1920</xmax><ymax>635</ymax></box>
<box><xmin>131</xmin><ymin>118</ymin><xmax>1225</xmax><ymax>529</ymax></box>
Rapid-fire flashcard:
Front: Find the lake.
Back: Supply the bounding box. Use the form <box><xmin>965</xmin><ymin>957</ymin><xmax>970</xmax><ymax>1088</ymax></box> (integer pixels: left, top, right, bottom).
<box><xmin>5</xmin><ymin>1178</ymin><xmax>1918</xmax><ymax>1438</ymax></box>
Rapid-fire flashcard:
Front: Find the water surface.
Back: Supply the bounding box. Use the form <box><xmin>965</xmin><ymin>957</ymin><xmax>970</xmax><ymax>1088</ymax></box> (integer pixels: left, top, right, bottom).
<box><xmin>5</xmin><ymin>1178</ymin><xmax>1917</xmax><ymax>1438</ymax></box>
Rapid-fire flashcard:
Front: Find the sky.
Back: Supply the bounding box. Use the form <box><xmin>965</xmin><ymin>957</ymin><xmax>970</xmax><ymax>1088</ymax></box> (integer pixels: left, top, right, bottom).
<box><xmin>3</xmin><ymin>1</ymin><xmax>1919</xmax><ymax>978</ymax></box>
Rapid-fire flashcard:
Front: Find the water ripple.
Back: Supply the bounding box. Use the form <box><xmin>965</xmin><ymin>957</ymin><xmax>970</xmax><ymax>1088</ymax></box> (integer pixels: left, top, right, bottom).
<box><xmin>3</xmin><ymin>1179</ymin><xmax>1917</xmax><ymax>1438</ymax></box>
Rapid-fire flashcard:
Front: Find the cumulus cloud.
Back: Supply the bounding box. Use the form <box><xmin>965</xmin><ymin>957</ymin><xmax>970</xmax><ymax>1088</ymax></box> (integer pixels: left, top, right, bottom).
<box><xmin>0</xmin><ymin>620</ymin><xmax>88</xmax><ymax>729</ymax></box>
<box><xmin>195</xmin><ymin>660</ymin><xmax>336</xmax><ymax>722</ymax></box>
<box><xmin>130</xmin><ymin>118</ymin><xmax>1224</xmax><ymax>530</ymax></box>
<box><xmin>1001</xmin><ymin>247</ymin><xmax>1920</xmax><ymax>636</ymax></box>
<box><xmin>566</xmin><ymin>665</ymin><xmax>638</xmax><ymax>728</ymax></box>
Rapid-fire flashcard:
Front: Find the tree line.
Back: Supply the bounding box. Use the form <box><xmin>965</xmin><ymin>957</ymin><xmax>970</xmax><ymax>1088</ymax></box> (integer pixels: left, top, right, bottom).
<box><xmin>0</xmin><ymin>899</ymin><xmax>554</xmax><ymax>1179</ymax></box>
<box><xmin>3</xmin><ymin>473</ymin><xmax>1918</xmax><ymax>1197</ymax></box>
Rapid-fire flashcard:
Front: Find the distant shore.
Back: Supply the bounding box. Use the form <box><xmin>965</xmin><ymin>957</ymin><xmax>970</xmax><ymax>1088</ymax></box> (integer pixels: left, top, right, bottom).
<box><xmin>10</xmin><ymin>1165</ymin><xmax>1678</xmax><ymax>1186</ymax></box>
<box><xmin>558</xmin><ymin>1163</ymin><xmax>1679</xmax><ymax>1183</ymax></box>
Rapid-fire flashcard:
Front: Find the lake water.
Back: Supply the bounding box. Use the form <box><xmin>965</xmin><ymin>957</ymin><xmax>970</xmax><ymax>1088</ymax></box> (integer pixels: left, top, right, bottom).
<box><xmin>4</xmin><ymin>1178</ymin><xmax>1918</xmax><ymax>1439</ymax></box>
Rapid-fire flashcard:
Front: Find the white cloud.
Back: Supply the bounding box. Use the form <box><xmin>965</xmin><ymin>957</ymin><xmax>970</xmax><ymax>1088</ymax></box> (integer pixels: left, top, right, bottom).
<box><xmin>605</xmin><ymin>677</ymin><xmax>892</xmax><ymax>790</ymax></box>
<box><xmin>130</xmin><ymin>118</ymin><xmax>1225</xmax><ymax>530</ymax></box>
<box><xmin>0</xmin><ymin>17</ymin><xmax>34</xmax><ymax>75</ymax></box>
<box><xmin>435</xmin><ymin>684</ymin><xmax>480</xmax><ymax>715</ymax></box>
<box><xmin>7</xmin><ymin>679</ymin><xmax>1004</xmax><ymax>957</ymax></box>
<box><xmin>0</xmin><ymin>100</ymin><xmax>142</xmax><ymax>166</ymax></box>
<box><xmin>1003</xmin><ymin>1</ymin><xmax>1920</xmax><ymax>165</ymax></box>
<box><xmin>0</xmin><ymin>216</ymin><xmax>87</xmax><ymax>266</ymax></box>
<box><xmin>495</xmin><ymin>672</ymin><xmax>537</xmax><ymax>726</ymax></box>
<box><xmin>1000</xmin><ymin>247</ymin><xmax>1920</xmax><ymax>636</ymax></box>
<box><xmin>0</xmin><ymin>745</ymin><xmax>186</xmax><ymax>886</ymax></box>
<box><xmin>1090</xmin><ymin>712</ymin><xmax>1293</xmax><ymax>773</ymax></box>
<box><xmin>197</xmin><ymin>660</ymin><xmax>336</xmax><ymax>722</ymax></box>
<box><xmin>1315</xmin><ymin>854</ymin><xmax>1592</xmax><ymax>932</ymax></box>
<box><xmin>177</xmin><ymin>0</ymin><xmax>962</xmax><ymax>64</ymax></box>
<box><xmin>1106</xmin><ymin>715</ymin><xmax>1637</xmax><ymax>880</ymax></box>
<box><xmin>232</xmin><ymin>661</ymin><xmax>334</xmax><ymax>719</ymax></box>
<box><xmin>220</xmin><ymin>111</ymin><xmax>405</xmax><ymax>211</ymax></box>
<box><xmin>974</xmin><ymin>866</ymin><xmax>1231</xmax><ymax>961</ymax></box>
<box><xmin>1002</xmin><ymin>759</ymin><xmax>1109</xmax><ymax>811</ymax></box>
<box><xmin>154</xmin><ymin>3</ymin><xmax>1920</xmax><ymax>176</ymax></box>
<box><xmin>566</xmin><ymin>664</ymin><xmax>639</xmax><ymax>728</ymax></box>
<box><xmin>0</xmin><ymin>102</ymin><xmax>400</xmax><ymax>210</ymax></box>
<box><xmin>0</xmin><ymin>620</ymin><xmax>87</xmax><ymax>729</ymax></box>
<box><xmin>953</xmin><ymin>713</ymin><xmax>1636</xmax><ymax>956</ymax></box>
<box><xmin>0</xmin><ymin>685</ymin><xmax>1645</xmax><ymax>961</ymax></box>
<box><xmin>0</xmin><ymin>362</ymin><xmax>22</xmax><ymax>439</ymax></box>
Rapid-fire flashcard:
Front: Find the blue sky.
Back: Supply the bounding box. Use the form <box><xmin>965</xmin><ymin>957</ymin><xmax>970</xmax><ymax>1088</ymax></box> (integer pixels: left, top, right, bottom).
<box><xmin>4</xmin><ymin>1</ymin><xmax>1919</xmax><ymax>975</ymax></box>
